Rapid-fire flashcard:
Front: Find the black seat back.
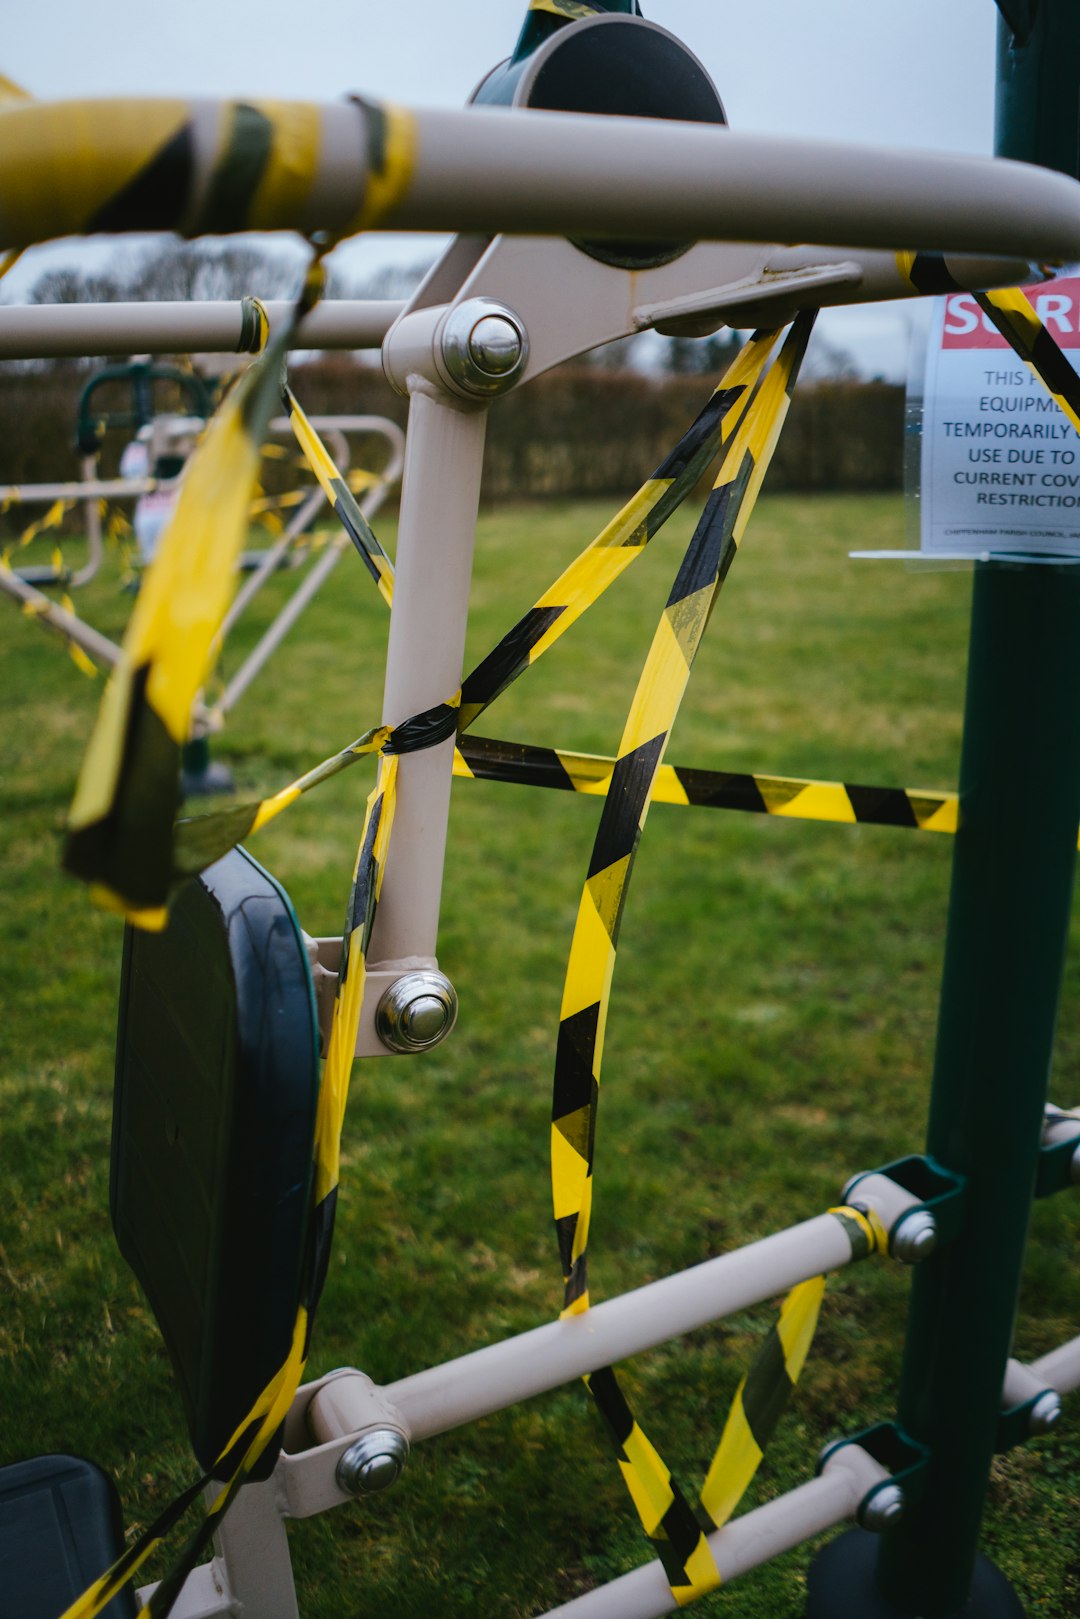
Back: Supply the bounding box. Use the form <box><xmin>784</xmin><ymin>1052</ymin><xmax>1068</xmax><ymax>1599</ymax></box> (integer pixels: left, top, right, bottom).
<box><xmin>112</xmin><ymin>847</ymin><xmax>320</xmax><ymax>1479</ymax></box>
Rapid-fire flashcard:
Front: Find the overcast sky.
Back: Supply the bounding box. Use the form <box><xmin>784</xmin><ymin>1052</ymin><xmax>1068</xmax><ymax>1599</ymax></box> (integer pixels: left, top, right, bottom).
<box><xmin>4</xmin><ymin>0</ymin><xmax>1002</xmax><ymax>376</ymax></box>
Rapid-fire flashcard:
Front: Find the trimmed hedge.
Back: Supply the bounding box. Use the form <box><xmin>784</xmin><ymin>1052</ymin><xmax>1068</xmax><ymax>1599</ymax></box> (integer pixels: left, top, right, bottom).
<box><xmin>0</xmin><ymin>357</ymin><xmax>903</xmax><ymax>500</ymax></box>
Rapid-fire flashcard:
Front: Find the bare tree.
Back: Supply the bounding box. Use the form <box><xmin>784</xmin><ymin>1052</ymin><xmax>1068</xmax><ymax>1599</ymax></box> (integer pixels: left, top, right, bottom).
<box><xmin>127</xmin><ymin>240</ymin><xmax>304</xmax><ymax>302</ymax></box>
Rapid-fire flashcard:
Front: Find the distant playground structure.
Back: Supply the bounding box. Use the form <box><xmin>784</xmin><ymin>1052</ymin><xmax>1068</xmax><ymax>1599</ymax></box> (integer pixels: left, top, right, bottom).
<box><xmin>0</xmin><ymin>351</ymin><xmax>404</xmax><ymax>790</ymax></box>
<box><xmin>2</xmin><ymin>4</ymin><xmax>1080</xmax><ymax>1618</ymax></box>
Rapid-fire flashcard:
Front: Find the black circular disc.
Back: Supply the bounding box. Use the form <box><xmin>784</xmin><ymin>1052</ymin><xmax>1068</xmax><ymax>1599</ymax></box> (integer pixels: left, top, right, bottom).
<box><xmin>521</xmin><ymin>19</ymin><xmax>726</xmax><ymax>271</ymax></box>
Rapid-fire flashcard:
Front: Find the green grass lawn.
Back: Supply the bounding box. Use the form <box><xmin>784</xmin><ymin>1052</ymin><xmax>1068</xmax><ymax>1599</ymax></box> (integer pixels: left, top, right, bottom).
<box><xmin>2</xmin><ymin>491</ymin><xmax>1079</xmax><ymax>1616</ymax></box>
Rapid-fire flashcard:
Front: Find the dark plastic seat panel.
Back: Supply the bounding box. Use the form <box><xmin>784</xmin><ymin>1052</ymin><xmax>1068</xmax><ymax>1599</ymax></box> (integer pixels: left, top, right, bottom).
<box><xmin>0</xmin><ymin>1454</ymin><xmax>135</xmax><ymax>1619</ymax></box>
<box><xmin>112</xmin><ymin>847</ymin><xmax>320</xmax><ymax>1479</ymax></box>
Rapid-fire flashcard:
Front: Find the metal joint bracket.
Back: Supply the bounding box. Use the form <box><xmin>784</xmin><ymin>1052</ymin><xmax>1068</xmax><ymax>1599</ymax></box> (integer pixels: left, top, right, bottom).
<box><xmin>843</xmin><ymin>1155</ymin><xmax>966</xmax><ymax>1262</ymax></box>
<box><xmin>818</xmin><ymin>1422</ymin><xmax>932</xmax><ymax>1532</ymax></box>
<box><xmin>276</xmin><ymin>1371</ymin><xmax>413</xmax><ymax>1520</ymax></box>
<box><xmin>1035</xmin><ymin>1102</ymin><xmax>1080</xmax><ymax>1197</ymax></box>
<box><xmin>382</xmin><ymin>299</ymin><xmax>529</xmax><ymax>402</ymax></box>
<box><xmin>996</xmin><ymin>1357</ymin><xmax>1062</xmax><ymax>1451</ymax></box>
<box><xmin>303</xmin><ymin>937</ymin><xmax>458</xmax><ymax>1058</ymax></box>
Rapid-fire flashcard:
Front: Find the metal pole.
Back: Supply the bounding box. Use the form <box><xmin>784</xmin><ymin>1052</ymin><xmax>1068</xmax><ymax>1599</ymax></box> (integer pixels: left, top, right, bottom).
<box><xmin>863</xmin><ymin>11</ymin><xmax>1080</xmax><ymax>1616</ymax></box>
<box><xmin>540</xmin><ymin>1448</ymin><xmax>887</xmax><ymax>1619</ymax></box>
<box><xmin>0</xmin><ymin>299</ymin><xmax>404</xmax><ymax>361</ymax></box>
<box><xmin>365</xmin><ymin>386</ymin><xmax>488</xmax><ymax>967</ymax></box>
<box><xmin>874</xmin><ymin>563</ymin><xmax>1080</xmax><ymax>1619</ymax></box>
<box><xmin>306</xmin><ymin>1212</ymin><xmax>865</xmax><ymax>1449</ymax></box>
<box><xmin>0</xmin><ymin>566</ymin><xmax>121</xmax><ymax>667</ymax></box>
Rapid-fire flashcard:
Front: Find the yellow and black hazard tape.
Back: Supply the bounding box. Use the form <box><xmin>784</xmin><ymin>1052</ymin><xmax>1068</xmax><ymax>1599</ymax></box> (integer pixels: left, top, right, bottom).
<box><xmin>237</xmin><ymin>293</ymin><xmax>270</xmax><ymax>355</ymax></box>
<box><xmin>976</xmin><ymin>285</ymin><xmax>1080</xmax><ymax>435</ymax></box>
<box><xmin>60</xmin><ymin>277</ymin><xmax>314</xmax><ymax>929</ymax></box>
<box><xmin>1</xmin><ymin>558</ymin><xmax>101</xmax><ymax>678</ymax></box>
<box><xmin>0</xmin><ymin>79</ymin><xmax>28</xmax><ymax>280</ymax></box>
<box><xmin>1</xmin><ymin>494</ymin><xmax>73</xmax><ymax>561</ymax></box>
<box><xmin>62</xmin><ymin>729</ymin><xmax>401</xmax><ymax>1619</ymax></box>
<box><xmin>282</xmin><ymin>384</ymin><xmax>395</xmax><ymax>606</ymax></box>
<box><xmin>552</xmin><ymin>315</ymin><xmax>814</xmax><ymax>1320</ymax></box>
<box><xmin>63</xmin><ymin>329</ymin><xmax>777</xmax><ymax>921</ymax></box>
<box><xmin>528</xmin><ymin>0</ymin><xmax>606</xmax><ymax>18</ymax></box>
<box><xmin>458</xmin><ymin>330</ymin><xmax>780</xmax><ymax>730</ymax></box>
<box><xmin>0</xmin><ymin>96</ymin><xmax>416</xmax><ymax>249</ymax></box>
<box><xmin>896</xmin><ymin>264</ymin><xmax>1080</xmax><ymax>437</ymax></box>
<box><xmin>452</xmin><ymin>734</ymin><xmax>960</xmax><ymax>834</ymax></box>
<box><xmin>895</xmin><ymin>250</ymin><xmax>969</xmax><ymax>297</ymax></box>
<box><xmin>549</xmin><ymin>315</ymin><xmax>816</xmax><ymax>1602</ymax></box>
<box><xmin>60</xmin><ymin>313</ymin><xmax>872</xmax><ymax>1616</ymax></box>
<box><xmin>582</xmin><ymin>1201</ymin><xmax>885</xmax><ymax>1605</ymax></box>
<box><xmin>695</xmin><ymin>1202</ymin><xmax>887</xmax><ymax>1535</ymax></box>
<box><xmin>172</xmin><ymin>696</ymin><xmax>460</xmax><ymax>882</ymax></box>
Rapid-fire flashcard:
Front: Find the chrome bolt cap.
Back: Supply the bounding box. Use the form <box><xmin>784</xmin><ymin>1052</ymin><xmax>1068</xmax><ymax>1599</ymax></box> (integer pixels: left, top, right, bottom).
<box><xmin>441</xmin><ymin>298</ymin><xmax>529</xmax><ymax>397</ymax></box>
<box><xmin>1028</xmin><ymin>1391</ymin><xmax>1062</xmax><ymax>1436</ymax></box>
<box><xmin>376</xmin><ymin>970</ymin><xmax>459</xmax><ymax>1054</ymax></box>
<box><xmin>468</xmin><ymin>314</ymin><xmax>525</xmax><ymax>377</ymax></box>
<box><xmin>336</xmin><ymin>1429</ymin><xmax>410</xmax><ymax>1497</ymax></box>
<box><xmin>860</xmin><ymin>1483</ymin><xmax>905</xmax><ymax>1532</ymax></box>
<box><xmin>890</xmin><ymin>1210</ymin><xmax>938</xmax><ymax>1265</ymax></box>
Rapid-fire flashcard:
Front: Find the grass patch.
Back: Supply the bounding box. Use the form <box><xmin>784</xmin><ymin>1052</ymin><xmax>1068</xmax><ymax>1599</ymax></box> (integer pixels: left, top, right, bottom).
<box><xmin>1</xmin><ymin>493</ymin><xmax>1079</xmax><ymax>1615</ymax></box>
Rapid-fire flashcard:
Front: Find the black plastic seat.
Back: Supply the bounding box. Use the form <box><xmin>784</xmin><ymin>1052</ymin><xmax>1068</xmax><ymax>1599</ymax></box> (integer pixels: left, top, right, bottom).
<box><xmin>112</xmin><ymin>846</ymin><xmax>320</xmax><ymax>1479</ymax></box>
<box><xmin>0</xmin><ymin>1454</ymin><xmax>135</xmax><ymax>1619</ymax></box>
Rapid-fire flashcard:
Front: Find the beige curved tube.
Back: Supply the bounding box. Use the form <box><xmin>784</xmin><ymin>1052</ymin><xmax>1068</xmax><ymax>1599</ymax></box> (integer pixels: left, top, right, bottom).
<box><xmin>1</xmin><ymin>97</ymin><xmax>1079</xmax><ymax>265</ymax></box>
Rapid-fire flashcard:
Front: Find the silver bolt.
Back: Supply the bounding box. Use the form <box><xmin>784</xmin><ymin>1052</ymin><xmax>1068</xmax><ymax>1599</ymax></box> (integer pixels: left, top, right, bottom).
<box><xmin>468</xmin><ymin>314</ymin><xmax>524</xmax><ymax>378</ymax></box>
<box><xmin>440</xmin><ymin>298</ymin><xmax>529</xmax><ymax>397</ymax></box>
<box><xmin>1028</xmin><ymin>1391</ymin><xmax>1062</xmax><ymax>1436</ymax></box>
<box><xmin>890</xmin><ymin>1209</ymin><xmax>938</xmax><ymax>1264</ymax></box>
<box><xmin>336</xmin><ymin>1428</ymin><xmax>410</xmax><ymax>1497</ymax></box>
<box><xmin>376</xmin><ymin>970</ymin><xmax>459</xmax><ymax>1054</ymax></box>
<box><xmin>859</xmin><ymin>1483</ymin><xmax>905</xmax><ymax>1532</ymax></box>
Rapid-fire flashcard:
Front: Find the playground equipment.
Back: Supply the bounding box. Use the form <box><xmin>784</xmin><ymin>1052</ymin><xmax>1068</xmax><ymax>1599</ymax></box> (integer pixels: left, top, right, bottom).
<box><xmin>0</xmin><ymin>354</ymin><xmax>405</xmax><ymax>787</ymax></box>
<box><xmin>0</xmin><ymin>359</ymin><xmax>211</xmax><ymax>589</ymax></box>
<box><xmin>2</xmin><ymin>3</ymin><xmax>1080</xmax><ymax>1617</ymax></box>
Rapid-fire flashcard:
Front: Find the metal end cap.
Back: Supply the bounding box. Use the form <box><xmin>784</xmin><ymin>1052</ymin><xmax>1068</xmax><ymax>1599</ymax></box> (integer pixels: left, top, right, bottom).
<box><xmin>1028</xmin><ymin>1390</ymin><xmax>1062</xmax><ymax>1436</ymax></box>
<box><xmin>889</xmin><ymin>1209</ymin><xmax>938</xmax><ymax>1265</ymax></box>
<box><xmin>440</xmin><ymin>298</ymin><xmax>529</xmax><ymax>397</ymax></box>
<box><xmin>840</xmin><ymin>1171</ymin><xmax>870</xmax><ymax>1205</ymax></box>
<box><xmin>816</xmin><ymin>1437</ymin><xmax>849</xmax><ymax>1475</ymax></box>
<box><xmin>376</xmin><ymin>970</ymin><xmax>459</xmax><ymax>1054</ymax></box>
<box><xmin>336</xmin><ymin>1428</ymin><xmax>410</xmax><ymax>1497</ymax></box>
<box><xmin>858</xmin><ymin>1482</ymin><xmax>905</xmax><ymax>1532</ymax></box>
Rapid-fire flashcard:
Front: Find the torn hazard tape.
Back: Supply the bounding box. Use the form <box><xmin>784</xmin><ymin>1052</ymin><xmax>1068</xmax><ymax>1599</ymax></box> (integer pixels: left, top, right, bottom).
<box><xmin>550</xmin><ymin>315</ymin><xmax>818</xmax><ymax>1602</ymax></box>
<box><xmin>61</xmin><ymin>284</ymin><xmax>295</xmax><ymax>929</ymax></box>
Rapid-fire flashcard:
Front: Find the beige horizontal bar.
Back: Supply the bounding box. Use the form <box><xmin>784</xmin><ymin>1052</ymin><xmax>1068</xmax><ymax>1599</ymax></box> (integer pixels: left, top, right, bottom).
<box><xmin>307</xmin><ymin>1211</ymin><xmax>858</xmax><ymax>1455</ymax></box>
<box><xmin>393</xmin><ymin>109</ymin><xmax>1080</xmax><ymax>264</ymax></box>
<box><xmin>4</xmin><ymin>98</ymin><xmax>1080</xmax><ymax>267</ymax></box>
<box><xmin>0</xmin><ymin>299</ymin><xmax>403</xmax><ymax>360</ymax></box>
<box><xmin>1032</xmin><ymin>1333</ymin><xmax>1080</xmax><ymax>1396</ymax></box>
<box><xmin>0</xmin><ymin>476</ymin><xmax>158</xmax><ymax>502</ymax></box>
<box><xmin>540</xmin><ymin>1444</ymin><xmax>887</xmax><ymax>1619</ymax></box>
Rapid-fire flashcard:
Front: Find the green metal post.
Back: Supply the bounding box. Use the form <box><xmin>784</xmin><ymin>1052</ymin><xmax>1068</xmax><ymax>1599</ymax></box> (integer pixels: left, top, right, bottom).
<box><xmin>875</xmin><ymin>568</ymin><xmax>1080</xmax><ymax>1617</ymax></box>
<box><xmin>807</xmin><ymin>7</ymin><xmax>1080</xmax><ymax>1615</ymax></box>
<box><xmin>874</xmin><ymin>5</ymin><xmax>1080</xmax><ymax>1614</ymax></box>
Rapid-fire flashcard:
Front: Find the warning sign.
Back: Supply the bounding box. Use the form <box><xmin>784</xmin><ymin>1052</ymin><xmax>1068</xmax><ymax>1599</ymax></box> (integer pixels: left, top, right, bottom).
<box><xmin>920</xmin><ymin>276</ymin><xmax>1080</xmax><ymax>557</ymax></box>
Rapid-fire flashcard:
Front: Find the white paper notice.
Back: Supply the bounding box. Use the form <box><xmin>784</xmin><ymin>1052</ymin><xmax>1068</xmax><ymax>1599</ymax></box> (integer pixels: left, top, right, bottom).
<box><xmin>921</xmin><ymin>277</ymin><xmax>1080</xmax><ymax>557</ymax></box>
